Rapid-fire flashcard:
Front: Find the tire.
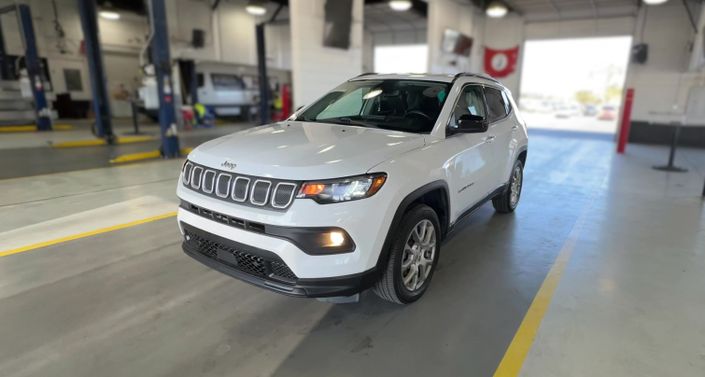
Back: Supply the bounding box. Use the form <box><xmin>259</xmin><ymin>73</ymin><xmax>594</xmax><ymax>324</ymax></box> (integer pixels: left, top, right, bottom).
<box><xmin>493</xmin><ymin>159</ymin><xmax>524</xmax><ymax>213</ymax></box>
<box><xmin>373</xmin><ymin>204</ymin><xmax>441</xmax><ymax>304</ymax></box>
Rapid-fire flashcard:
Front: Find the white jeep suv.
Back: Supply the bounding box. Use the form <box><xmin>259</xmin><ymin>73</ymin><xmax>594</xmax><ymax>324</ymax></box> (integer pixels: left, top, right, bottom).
<box><xmin>177</xmin><ymin>73</ymin><xmax>528</xmax><ymax>304</ymax></box>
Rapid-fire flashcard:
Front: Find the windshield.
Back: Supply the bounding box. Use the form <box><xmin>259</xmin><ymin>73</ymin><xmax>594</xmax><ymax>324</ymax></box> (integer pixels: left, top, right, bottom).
<box><xmin>298</xmin><ymin>79</ymin><xmax>451</xmax><ymax>134</ymax></box>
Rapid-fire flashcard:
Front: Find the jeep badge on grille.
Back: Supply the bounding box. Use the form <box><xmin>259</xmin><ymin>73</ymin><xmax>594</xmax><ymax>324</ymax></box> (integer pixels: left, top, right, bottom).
<box><xmin>221</xmin><ymin>160</ymin><xmax>237</xmax><ymax>170</ymax></box>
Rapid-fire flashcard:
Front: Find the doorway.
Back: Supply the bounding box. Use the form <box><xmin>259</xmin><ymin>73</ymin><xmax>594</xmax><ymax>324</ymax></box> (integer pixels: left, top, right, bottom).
<box><xmin>518</xmin><ymin>36</ymin><xmax>632</xmax><ymax>135</ymax></box>
<box><xmin>374</xmin><ymin>44</ymin><xmax>428</xmax><ymax>74</ymax></box>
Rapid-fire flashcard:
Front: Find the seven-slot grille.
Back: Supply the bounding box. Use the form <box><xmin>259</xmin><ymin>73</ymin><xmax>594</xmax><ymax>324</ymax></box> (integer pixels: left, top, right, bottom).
<box><xmin>182</xmin><ymin>161</ymin><xmax>299</xmax><ymax>211</ymax></box>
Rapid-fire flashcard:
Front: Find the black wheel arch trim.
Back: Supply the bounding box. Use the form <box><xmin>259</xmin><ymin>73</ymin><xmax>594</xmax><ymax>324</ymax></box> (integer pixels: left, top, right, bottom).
<box><xmin>517</xmin><ymin>145</ymin><xmax>528</xmax><ymax>164</ymax></box>
<box><xmin>374</xmin><ymin>180</ymin><xmax>450</xmax><ymax>274</ymax></box>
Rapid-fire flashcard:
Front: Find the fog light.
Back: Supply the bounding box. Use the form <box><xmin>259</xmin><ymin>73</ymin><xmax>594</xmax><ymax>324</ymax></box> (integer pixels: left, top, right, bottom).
<box><xmin>325</xmin><ymin>231</ymin><xmax>346</xmax><ymax>247</ymax></box>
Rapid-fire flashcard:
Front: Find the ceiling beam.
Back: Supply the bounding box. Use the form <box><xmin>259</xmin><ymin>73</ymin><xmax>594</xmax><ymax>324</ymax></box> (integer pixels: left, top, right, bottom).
<box><xmin>547</xmin><ymin>0</ymin><xmax>561</xmax><ymax>17</ymax></box>
<box><xmin>588</xmin><ymin>0</ymin><xmax>598</xmax><ymax>19</ymax></box>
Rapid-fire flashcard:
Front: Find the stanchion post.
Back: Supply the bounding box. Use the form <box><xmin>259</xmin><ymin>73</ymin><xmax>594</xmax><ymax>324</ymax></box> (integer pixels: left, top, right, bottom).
<box><xmin>617</xmin><ymin>88</ymin><xmax>635</xmax><ymax>154</ymax></box>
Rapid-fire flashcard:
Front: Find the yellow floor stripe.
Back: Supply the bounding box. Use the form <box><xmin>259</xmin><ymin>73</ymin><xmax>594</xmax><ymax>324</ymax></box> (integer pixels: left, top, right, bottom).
<box><xmin>110</xmin><ymin>147</ymin><xmax>193</xmax><ymax>164</ymax></box>
<box><xmin>109</xmin><ymin>150</ymin><xmax>161</xmax><ymax>164</ymax></box>
<box><xmin>0</xmin><ymin>125</ymin><xmax>37</xmax><ymax>133</ymax></box>
<box><xmin>0</xmin><ymin>212</ymin><xmax>177</xmax><ymax>258</ymax></box>
<box><xmin>53</xmin><ymin>139</ymin><xmax>107</xmax><ymax>147</ymax></box>
<box><xmin>52</xmin><ymin>135</ymin><xmax>156</xmax><ymax>148</ymax></box>
<box><xmin>492</xmin><ymin>221</ymin><xmax>584</xmax><ymax>377</ymax></box>
<box><xmin>115</xmin><ymin>135</ymin><xmax>156</xmax><ymax>144</ymax></box>
<box><xmin>0</xmin><ymin>124</ymin><xmax>74</xmax><ymax>133</ymax></box>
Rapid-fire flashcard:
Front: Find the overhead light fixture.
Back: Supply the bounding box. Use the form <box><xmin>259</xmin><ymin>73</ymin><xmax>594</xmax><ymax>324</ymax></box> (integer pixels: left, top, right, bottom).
<box><xmin>643</xmin><ymin>0</ymin><xmax>669</xmax><ymax>4</ymax></box>
<box><xmin>388</xmin><ymin>0</ymin><xmax>413</xmax><ymax>12</ymax></box>
<box><xmin>99</xmin><ymin>11</ymin><xmax>120</xmax><ymax>20</ymax></box>
<box><xmin>486</xmin><ymin>1</ymin><xmax>508</xmax><ymax>18</ymax></box>
<box><xmin>246</xmin><ymin>0</ymin><xmax>267</xmax><ymax>16</ymax></box>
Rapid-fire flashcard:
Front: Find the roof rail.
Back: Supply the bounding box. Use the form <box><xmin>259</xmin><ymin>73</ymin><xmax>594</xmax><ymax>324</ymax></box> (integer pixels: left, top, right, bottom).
<box><xmin>350</xmin><ymin>72</ymin><xmax>377</xmax><ymax>80</ymax></box>
<box><xmin>452</xmin><ymin>72</ymin><xmax>500</xmax><ymax>84</ymax></box>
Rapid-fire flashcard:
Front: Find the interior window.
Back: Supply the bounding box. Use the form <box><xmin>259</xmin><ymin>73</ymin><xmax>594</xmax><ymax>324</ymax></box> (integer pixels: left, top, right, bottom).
<box><xmin>451</xmin><ymin>86</ymin><xmax>486</xmax><ymax>127</ymax></box>
<box><xmin>484</xmin><ymin>87</ymin><xmax>508</xmax><ymax>122</ymax></box>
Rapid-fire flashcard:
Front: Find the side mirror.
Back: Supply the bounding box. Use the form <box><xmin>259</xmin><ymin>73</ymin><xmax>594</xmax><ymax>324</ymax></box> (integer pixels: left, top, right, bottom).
<box><xmin>448</xmin><ymin>114</ymin><xmax>488</xmax><ymax>135</ymax></box>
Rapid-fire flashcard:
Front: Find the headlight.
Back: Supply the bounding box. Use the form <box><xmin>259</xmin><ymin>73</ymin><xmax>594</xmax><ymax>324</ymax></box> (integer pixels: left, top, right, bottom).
<box><xmin>297</xmin><ymin>173</ymin><xmax>387</xmax><ymax>204</ymax></box>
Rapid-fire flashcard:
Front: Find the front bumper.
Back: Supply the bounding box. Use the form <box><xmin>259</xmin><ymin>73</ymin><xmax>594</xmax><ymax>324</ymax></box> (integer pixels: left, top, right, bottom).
<box><xmin>182</xmin><ymin>223</ymin><xmax>378</xmax><ymax>297</ymax></box>
<box><xmin>177</xmin><ymin>180</ymin><xmax>396</xmax><ymax>279</ymax></box>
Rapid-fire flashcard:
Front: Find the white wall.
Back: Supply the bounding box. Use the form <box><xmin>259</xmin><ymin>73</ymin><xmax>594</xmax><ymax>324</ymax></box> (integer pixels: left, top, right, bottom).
<box><xmin>372</xmin><ymin>28</ymin><xmax>427</xmax><ymax>46</ymax></box>
<box><xmin>289</xmin><ymin>0</ymin><xmax>364</xmax><ymax>108</ymax></box>
<box><xmin>483</xmin><ymin>15</ymin><xmax>524</xmax><ymax>94</ymax></box>
<box><xmin>362</xmin><ymin>29</ymin><xmax>375</xmax><ymax>72</ymax></box>
<box><xmin>167</xmin><ymin>0</ymin><xmax>292</xmax><ymax>70</ymax></box>
<box><xmin>427</xmin><ymin>0</ymin><xmax>484</xmax><ymax>75</ymax></box>
<box><xmin>689</xmin><ymin>5</ymin><xmax>705</xmax><ymax>71</ymax></box>
<box><xmin>0</xmin><ymin>0</ymin><xmax>148</xmax><ymax>115</ymax></box>
<box><xmin>626</xmin><ymin>3</ymin><xmax>705</xmax><ymax>124</ymax></box>
<box><xmin>0</xmin><ymin>0</ymin><xmax>293</xmax><ymax>117</ymax></box>
<box><xmin>524</xmin><ymin>17</ymin><xmax>635</xmax><ymax>40</ymax></box>
<box><xmin>424</xmin><ymin>0</ymin><xmax>705</xmax><ymax>127</ymax></box>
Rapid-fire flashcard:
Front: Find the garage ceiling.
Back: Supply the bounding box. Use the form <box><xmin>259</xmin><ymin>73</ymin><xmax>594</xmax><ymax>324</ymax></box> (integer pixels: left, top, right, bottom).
<box><xmin>501</xmin><ymin>0</ymin><xmax>639</xmax><ymax>22</ymax></box>
<box><xmin>364</xmin><ymin>2</ymin><xmax>427</xmax><ymax>34</ymax></box>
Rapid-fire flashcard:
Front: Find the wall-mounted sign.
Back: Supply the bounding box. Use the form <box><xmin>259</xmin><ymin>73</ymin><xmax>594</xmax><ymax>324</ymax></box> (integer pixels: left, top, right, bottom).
<box><xmin>484</xmin><ymin>46</ymin><xmax>519</xmax><ymax>78</ymax></box>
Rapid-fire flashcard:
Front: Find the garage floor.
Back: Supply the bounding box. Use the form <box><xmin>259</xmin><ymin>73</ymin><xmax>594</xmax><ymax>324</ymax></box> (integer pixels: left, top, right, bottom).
<box><xmin>0</xmin><ymin>122</ymin><xmax>249</xmax><ymax>179</ymax></box>
<box><xmin>1</xmin><ymin>131</ymin><xmax>704</xmax><ymax>377</ymax></box>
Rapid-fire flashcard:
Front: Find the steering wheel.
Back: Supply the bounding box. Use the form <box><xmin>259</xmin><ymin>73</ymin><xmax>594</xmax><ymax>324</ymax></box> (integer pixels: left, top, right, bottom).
<box><xmin>404</xmin><ymin>110</ymin><xmax>432</xmax><ymax>121</ymax></box>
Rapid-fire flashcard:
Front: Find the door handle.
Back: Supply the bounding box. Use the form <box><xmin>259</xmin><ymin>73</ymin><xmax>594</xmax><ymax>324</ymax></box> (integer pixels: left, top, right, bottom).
<box><xmin>484</xmin><ymin>135</ymin><xmax>496</xmax><ymax>143</ymax></box>
<box><xmin>511</xmin><ymin>125</ymin><xmax>519</xmax><ymax>130</ymax></box>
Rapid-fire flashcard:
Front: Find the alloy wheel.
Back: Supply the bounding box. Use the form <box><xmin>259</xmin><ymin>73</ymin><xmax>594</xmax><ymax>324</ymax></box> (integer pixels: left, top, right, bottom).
<box><xmin>510</xmin><ymin>164</ymin><xmax>523</xmax><ymax>207</ymax></box>
<box><xmin>400</xmin><ymin>219</ymin><xmax>436</xmax><ymax>291</ymax></box>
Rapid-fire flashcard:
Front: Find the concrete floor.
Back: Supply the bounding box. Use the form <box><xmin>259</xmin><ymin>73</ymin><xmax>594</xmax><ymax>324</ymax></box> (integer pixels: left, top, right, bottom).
<box><xmin>0</xmin><ymin>121</ymin><xmax>249</xmax><ymax>179</ymax></box>
<box><xmin>0</xmin><ymin>129</ymin><xmax>704</xmax><ymax>377</ymax></box>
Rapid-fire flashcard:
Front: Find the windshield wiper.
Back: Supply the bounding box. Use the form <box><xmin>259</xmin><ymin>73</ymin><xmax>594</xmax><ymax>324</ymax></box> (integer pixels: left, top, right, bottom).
<box><xmin>330</xmin><ymin>117</ymin><xmax>379</xmax><ymax>129</ymax></box>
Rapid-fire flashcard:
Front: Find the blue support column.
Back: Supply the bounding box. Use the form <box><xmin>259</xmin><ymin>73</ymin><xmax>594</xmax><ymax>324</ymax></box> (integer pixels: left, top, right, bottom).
<box><xmin>76</xmin><ymin>0</ymin><xmax>113</xmax><ymax>141</ymax></box>
<box><xmin>17</xmin><ymin>4</ymin><xmax>52</xmax><ymax>131</ymax></box>
<box><xmin>256</xmin><ymin>23</ymin><xmax>270</xmax><ymax>125</ymax></box>
<box><xmin>149</xmin><ymin>0</ymin><xmax>180</xmax><ymax>158</ymax></box>
<box><xmin>0</xmin><ymin>18</ymin><xmax>11</xmax><ymax>79</ymax></box>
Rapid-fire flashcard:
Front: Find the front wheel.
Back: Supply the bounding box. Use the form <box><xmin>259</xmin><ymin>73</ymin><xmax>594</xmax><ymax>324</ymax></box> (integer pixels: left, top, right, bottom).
<box><xmin>373</xmin><ymin>204</ymin><xmax>440</xmax><ymax>304</ymax></box>
<box><xmin>493</xmin><ymin>159</ymin><xmax>524</xmax><ymax>213</ymax></box>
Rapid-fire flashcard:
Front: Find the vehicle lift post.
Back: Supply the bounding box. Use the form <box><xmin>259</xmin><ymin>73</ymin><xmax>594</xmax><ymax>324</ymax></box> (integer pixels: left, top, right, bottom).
<box><xmin>0</xmin><ymin>4</ymin><xmax>53</xmax><ymax>131</ymax></box>
<box><xmin>76</xmin><ymin>0</ymin><xmax>114</xmax><ymax>141</ymax></box>
<box><xmin>0</xmin><ymin>17</ymin><xmax>11</xmax><ymax>80</ymax></box>
<box><xmin>148</xmin><ymin>0</ymin><xmax>180</xmax><ymax>158</ymax></box>
<box><xmin>255</xmin><ymin>4</ymin><xmax>283</xmax><ymax>125</ymax></box>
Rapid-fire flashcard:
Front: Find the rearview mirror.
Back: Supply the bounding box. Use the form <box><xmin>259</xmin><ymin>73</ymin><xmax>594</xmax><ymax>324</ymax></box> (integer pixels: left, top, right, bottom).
<box><xmin>448</xmin><ymin>114</ymin><xmax>488</xmax><ymax>135</ymax></box>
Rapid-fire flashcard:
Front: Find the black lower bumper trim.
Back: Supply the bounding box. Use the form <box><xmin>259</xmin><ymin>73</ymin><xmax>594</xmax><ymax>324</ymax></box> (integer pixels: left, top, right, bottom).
<box><xmin>181</xmin><ymin>223</ymin><xmax>378</xmax><ymax>298</ymax></box>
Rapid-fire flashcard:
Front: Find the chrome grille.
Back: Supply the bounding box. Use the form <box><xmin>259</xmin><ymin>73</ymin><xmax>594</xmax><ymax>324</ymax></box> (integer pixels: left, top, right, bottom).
<box><xmin>182</xmin><ymin>161</ymin><xmax>299</xmax><ymax>211</ymax></box>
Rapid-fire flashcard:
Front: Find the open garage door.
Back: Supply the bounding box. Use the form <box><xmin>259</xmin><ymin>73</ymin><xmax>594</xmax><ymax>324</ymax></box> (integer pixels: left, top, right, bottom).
<box><xmin>518</xmin><ymin>36</ymin><xmax>632</xmax><ymax>136</ymax></box>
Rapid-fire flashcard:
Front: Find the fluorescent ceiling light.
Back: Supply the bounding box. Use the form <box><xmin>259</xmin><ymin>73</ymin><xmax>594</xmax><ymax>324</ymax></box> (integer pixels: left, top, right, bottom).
<box><xmin>246</xmin><ymin>0</ymin><xmax>267</xmax><ymax>16</ymax></box>
<box><xmin>389</xmin><ymin>0</ymin><xmax>412</xmax><ymax>12</ymax></box>
<box><xmin>486</xmin><ymin>1</ymin><xmax>508</xmax><ymax>18</ymax></box>
<box><xmin>643</xmin><ymin>0</ymin><xmax>669</xmax><ymax>4</ymax></box>
<box><xmin>99</xmin><ymin>11</ymin><xmax>120</xmax><ymax>20</ymax></box>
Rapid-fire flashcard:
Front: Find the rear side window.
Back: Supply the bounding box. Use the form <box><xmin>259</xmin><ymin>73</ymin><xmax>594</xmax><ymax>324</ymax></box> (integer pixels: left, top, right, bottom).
<box><xmin>501</xmin><ymin>90</ymin><xmax>512</xmax><ymax>114</ymax></box>
<box><xmin>484</xmin><ymin>87</ymin><xmax>508</xmax><ymax>122</ymax></box>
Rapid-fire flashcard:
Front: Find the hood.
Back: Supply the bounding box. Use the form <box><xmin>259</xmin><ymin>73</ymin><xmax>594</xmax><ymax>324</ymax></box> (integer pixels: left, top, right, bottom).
<box><xmin>188</xmin><ymin>121</ymin><xmax>425</xmax><ymax>180</ymax></box>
